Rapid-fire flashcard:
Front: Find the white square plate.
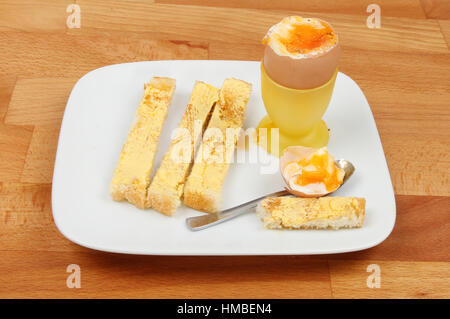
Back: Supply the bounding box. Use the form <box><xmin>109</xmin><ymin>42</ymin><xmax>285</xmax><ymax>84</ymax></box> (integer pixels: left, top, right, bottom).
<box><xmin>52</xmin><ymin>60</ymin><xmax>396</xmax><ymax>255</ymax></box>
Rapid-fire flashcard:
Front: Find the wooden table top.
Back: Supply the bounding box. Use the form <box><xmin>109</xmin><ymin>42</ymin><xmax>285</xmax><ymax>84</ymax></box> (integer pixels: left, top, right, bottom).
<box><xmin>0</xmin><ymin>0</ymin><xmax>449</xmax><ymax>299</ymax></box>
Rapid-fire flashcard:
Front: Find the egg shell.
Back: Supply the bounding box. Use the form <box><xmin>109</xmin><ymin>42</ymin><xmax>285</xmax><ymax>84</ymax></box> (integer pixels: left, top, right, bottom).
<box><xmin>263</xmin><ymin>42</ymin><xmax>340</xmax><ymax>90</ymax></box>
<box><xmin>263</xmin><ymin>17</ymin><xmax>340</xmax><ymax>90</ymax></box>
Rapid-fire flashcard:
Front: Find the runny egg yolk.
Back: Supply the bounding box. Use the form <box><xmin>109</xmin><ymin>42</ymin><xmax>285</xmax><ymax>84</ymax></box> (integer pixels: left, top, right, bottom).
<box><xmin>281</xmin><ymin>22</ymin><xmax>336</xmax><ymax>54</ymax></box>
<box><xmin>289</xmin><ymin>150</ymin><xmax>343</xmax><ymax>192</ymax></box>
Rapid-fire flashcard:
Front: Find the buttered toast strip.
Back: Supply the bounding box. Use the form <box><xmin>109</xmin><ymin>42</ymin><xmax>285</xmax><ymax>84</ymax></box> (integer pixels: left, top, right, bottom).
<box><xmin>110</xmin><ymin>77</ymin><xmax>176</xmax><ymax>209</ymax></box>
<box><xmin>147</xmin><ymin>82</ymin><xmax>219</xmax><ymax>216</ymax></box>
<box><xmin>183</xmin><ymin>78</ymin><xmax>252</xmax><ymax>213</ymax></box>
<box><xmin>256</xmin><ymin>196</ymin><xmax>365</xmax><ymax>230</ymax></box>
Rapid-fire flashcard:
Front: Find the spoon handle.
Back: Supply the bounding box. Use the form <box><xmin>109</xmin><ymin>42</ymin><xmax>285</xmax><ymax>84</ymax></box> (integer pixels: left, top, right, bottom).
<box><xmin>186</xmin><ymin>190</ymin><xmax>289</xmax><ymax>231</ymax></box>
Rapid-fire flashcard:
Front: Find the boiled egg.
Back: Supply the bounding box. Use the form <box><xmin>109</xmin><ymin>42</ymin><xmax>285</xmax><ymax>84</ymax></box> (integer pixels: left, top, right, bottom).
<box><xmin>263</xmin><ymin>16</ymin><xmax>340</xmax><ymax>89</ymax></box>
<box><xmin>280</xmin><ymin>146</ymin><xmax>344</xmax><ymax>197</ymax></box>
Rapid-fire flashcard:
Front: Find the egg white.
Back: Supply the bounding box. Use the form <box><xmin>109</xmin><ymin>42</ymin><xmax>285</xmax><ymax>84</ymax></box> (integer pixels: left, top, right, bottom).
<box><xmin>264</xmin><ymin>16</ymin><xmax>337</xmax><ymax>59</ymax></box>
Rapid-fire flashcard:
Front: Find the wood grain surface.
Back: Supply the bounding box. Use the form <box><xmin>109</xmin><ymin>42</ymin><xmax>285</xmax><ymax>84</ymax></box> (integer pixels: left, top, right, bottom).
<box><xmin>0</xmin><ymin>0</ymin><xmax>449</xmax><ymax>299</ymax></box>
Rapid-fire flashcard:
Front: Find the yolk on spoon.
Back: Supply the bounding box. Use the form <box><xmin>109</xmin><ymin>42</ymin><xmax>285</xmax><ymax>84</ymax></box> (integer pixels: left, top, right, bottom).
<box><xmin>289</xmin><ymin>151</ymin><xmax>342</xmax><ymax>192</ymax></box>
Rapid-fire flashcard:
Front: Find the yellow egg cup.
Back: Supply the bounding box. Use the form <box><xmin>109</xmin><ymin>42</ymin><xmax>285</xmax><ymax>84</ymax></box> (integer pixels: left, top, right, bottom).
<box><xmin>258</xmin><ymin>63</ymin><xmax>337</xmax><ymax>156</ymax></box>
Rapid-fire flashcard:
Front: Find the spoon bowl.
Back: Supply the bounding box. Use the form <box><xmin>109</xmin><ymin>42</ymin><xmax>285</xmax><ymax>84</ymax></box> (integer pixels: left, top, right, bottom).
<box><xmin>285</xmin><ymin>159</ymin><xmax>355</xmax><ymax>198</ymax></box>
<box><xmin>335</xmin><ymin>159</ymin><xmax>355</xmax><ymax>184</ymax></box>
